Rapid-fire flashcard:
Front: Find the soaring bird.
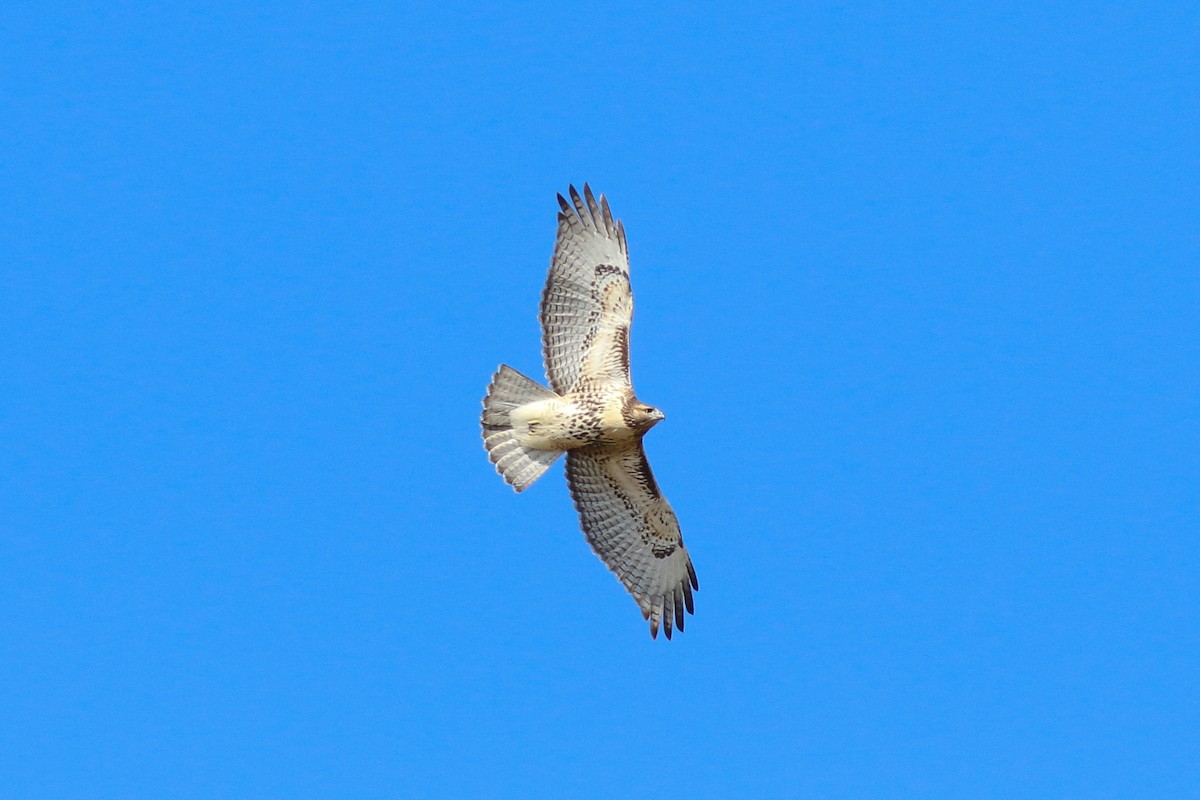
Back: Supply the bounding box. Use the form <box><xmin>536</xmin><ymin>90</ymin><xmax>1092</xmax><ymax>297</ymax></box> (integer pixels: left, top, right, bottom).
<box><xmin>481</xmin><ymin>185</ymin><xmax>698</xmax><ymax>639</ymax></box>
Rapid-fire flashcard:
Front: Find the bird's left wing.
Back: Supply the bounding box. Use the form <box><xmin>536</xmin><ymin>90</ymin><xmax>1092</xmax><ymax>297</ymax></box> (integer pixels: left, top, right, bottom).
<box><xmin>540</xmin><ymin>184</ymin><xmax>633</xmax><ymax>394</ymax></box>
<box><xmin>566</xmin><ymin>444</ymin><xmax>698</xmax><ymax>639</ymax></box>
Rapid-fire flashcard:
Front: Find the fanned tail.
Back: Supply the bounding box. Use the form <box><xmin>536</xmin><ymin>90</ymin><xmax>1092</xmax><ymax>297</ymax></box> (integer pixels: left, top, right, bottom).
<box><xmin>481</xmin><ymin>365</ymin><xmax>561</xmax><ymax>492</ymax></box>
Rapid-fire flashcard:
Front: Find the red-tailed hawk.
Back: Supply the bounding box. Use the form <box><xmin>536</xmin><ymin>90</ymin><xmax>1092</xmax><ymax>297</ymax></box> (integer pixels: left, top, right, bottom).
<box><xmin>481</xmin><ymin>185</ymin><xmax>698</xmax><ymax>639</ymax></box>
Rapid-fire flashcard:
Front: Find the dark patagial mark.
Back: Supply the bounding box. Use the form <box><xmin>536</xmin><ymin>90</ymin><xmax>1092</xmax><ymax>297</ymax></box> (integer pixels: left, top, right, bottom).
<box><xmin>630</xmin><ymin>448</ymin><xmax>662</xmax><ymax>498</ymax></box>
<box><xmin>611</xmin><ymin>324</ymin><xmax>630</xmax><ymax>374</ymax></box>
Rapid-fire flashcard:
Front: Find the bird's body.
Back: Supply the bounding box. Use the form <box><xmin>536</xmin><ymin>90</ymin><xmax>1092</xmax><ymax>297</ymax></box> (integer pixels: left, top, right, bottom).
<box><xmin>507</xmin><ymin>384</ymin><xmax>661</xmax><ymax>451</ymax></box>
<box><xmin>481</xmin><ymin>184</ymin><xmax>697</xmax><ymax>639</ymax></box>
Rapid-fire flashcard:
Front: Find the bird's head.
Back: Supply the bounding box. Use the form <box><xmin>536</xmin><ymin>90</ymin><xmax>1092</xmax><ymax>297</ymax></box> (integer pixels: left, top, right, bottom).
<box><xmin>627</xmin><ymin>400</ymin><xmax>666</xmax><ymax>432</ymax></box>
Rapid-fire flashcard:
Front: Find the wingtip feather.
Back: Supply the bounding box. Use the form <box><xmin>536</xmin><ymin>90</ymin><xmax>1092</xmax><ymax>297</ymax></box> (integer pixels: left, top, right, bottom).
<box><xmin>554</xmin><ymin>183</ymin><xmax>626</xmax><ymax>250</ymax></box>
<box><xmin>583</xmin><ymin>184</ymin><xmax>601</xmax><ymax>223</ymax></box>
<box><xmin>598</xmin><ymin>192</ymin><xmax>616</xmax><ymax>238</ymax></box>
<box><xmin>568</xmin><ymin>184</ymin><xmax>585</xmax><ymax>216</ymax></box>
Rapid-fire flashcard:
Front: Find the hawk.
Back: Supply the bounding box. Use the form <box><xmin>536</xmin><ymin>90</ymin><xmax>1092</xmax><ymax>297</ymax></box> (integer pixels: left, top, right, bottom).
<box><xmin>480</xmin><ymin>184</ymin><xmax>698</xmax><ymax>639</ymax></box>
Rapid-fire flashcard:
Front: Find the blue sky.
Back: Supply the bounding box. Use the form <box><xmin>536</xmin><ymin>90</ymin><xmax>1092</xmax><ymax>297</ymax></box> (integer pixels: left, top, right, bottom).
<box><xmin>3</xmin><ymin>2</ymin><xmax>1197</xmax><ymax>797</ymax></box>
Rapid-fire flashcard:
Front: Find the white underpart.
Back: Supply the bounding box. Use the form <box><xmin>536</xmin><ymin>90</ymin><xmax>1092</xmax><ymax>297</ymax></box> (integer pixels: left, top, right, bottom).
<box><xmin>509</xmin><ymin>398</ymin><xmax>571</xmax><ymax>450</ymax></box>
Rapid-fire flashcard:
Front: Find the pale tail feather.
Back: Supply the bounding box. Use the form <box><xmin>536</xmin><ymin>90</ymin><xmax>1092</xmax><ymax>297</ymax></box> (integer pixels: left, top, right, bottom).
<box><xmin>481</xmin><ymin>365</ymin><xmax>561</xmax><ymax>492</ymax></box>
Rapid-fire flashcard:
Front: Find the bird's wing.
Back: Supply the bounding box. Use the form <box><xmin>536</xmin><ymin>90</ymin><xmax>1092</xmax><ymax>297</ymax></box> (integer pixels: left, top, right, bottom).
<box><xmin>566</xmin><ymin>445</ymin><xmax>698</xmax><ymax>639</ymax></box>
<box><xmin>540</xmin><ymin>184</ymin><xmax>633</xmax><ymax>394</ymax></box>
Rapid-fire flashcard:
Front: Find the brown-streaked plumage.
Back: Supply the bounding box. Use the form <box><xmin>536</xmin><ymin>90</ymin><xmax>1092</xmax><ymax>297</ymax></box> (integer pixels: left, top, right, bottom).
<box><xmin>480</xmin><ymin>184</ymin><xmax>697</xmax><ymax>639</ymax></box>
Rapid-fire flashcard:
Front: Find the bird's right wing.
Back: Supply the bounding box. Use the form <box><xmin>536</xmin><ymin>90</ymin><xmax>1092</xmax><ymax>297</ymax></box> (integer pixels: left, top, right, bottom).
<box><xmin>540</xmin><ymin>184</ymin><xmax>633</xmax><ymax>394</ymax></box>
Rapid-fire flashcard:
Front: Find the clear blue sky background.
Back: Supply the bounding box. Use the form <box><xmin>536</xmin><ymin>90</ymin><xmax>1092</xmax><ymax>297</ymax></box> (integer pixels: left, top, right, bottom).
<box><xmin>3</xmin><ymin>3</ymin><xmax>1197</xmax><ymax>798</ymax></box>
